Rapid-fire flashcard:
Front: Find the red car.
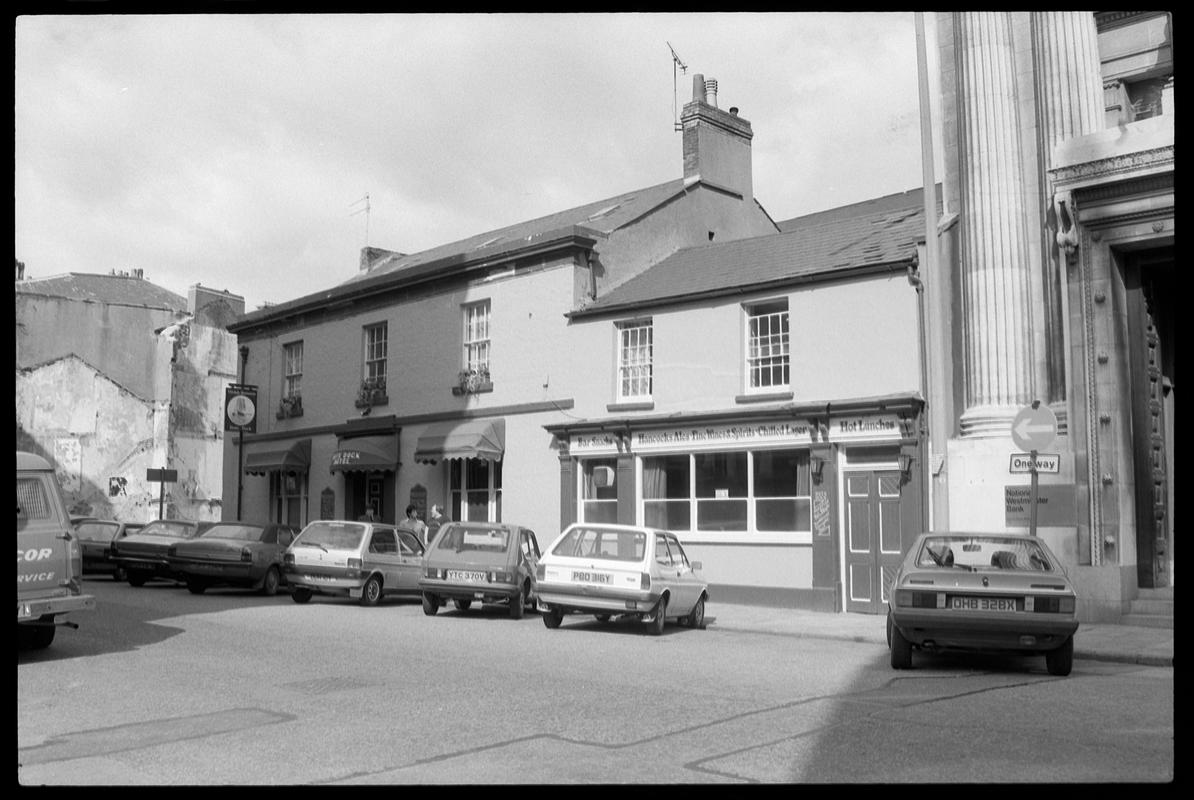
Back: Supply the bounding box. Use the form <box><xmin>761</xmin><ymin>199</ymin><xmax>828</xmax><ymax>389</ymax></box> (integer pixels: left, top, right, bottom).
<box><xmin>167</xmin><ymin>522</ymin><xmax>300</xmax><ymax>596</ymax></box>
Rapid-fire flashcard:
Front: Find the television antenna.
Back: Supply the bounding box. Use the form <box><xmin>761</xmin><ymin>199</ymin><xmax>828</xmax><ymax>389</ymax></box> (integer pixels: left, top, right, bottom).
<box><xmin>350</xmin><ymin>193</ymin><xmax>371</xmax><ymax>247</ymax></box>
<box><xmin>668</xmin><ymin>41</ymin><xmax>687</xmax><ymax>132</ymax></box>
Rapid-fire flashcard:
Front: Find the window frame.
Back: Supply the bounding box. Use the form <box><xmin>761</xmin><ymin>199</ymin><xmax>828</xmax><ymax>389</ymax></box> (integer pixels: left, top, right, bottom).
<box><xmin>270</xmin><ymin>470</ymin><xmax>308</xmax><ymax>528</ymax></box>
<box><xmin>744</xmin><ymin>298</ymin><xmax>790</xmax><ymax>393</ymax></box>
<box><xmin>462</xmin><ymin>300</ymin><xmax>491</xmax><ymax>373</ymax></box>
<box><xmin>615</xmin><ymin>318</ymin><xmax>654</xmax><ymax>401</ymax></box>
<box><xmin>363</xmin><ymin>322</ymin><xmax>388</xmax><ymax>386</ymax></box>
<box><xmin>283</xmin><ymin>340</ymin><xmax>303</xmax><ymax>400</ymax></box>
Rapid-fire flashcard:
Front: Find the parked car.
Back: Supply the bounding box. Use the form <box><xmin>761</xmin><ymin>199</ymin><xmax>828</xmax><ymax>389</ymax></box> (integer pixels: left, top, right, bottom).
<box><xmin>887</xmin><ymin>531</ymin><xmax>1080</xmax><ymax>676</ymax></box>
<box><xmin>535</xmin><ymin>523</ymin><xmax>708</xmax><ymax>635</ymax></box>
<box><xmin>110</xmin><ymin>519</ymin><xmax>214</xmax><ymax>586</ymax></box>
<box><xmin>167</xmin><ymin>522</ymin><xmax>300</xmax><ymax>596</ymax></box>
<box><xmin>73</xmin><ymin>518</ymin><xmax>145</xmax><ymax>581</ymax></box>
<box><xmin>18</xmin><ymin>451</ymin><xmax>95</xmax><ymax>649</ymax></box>
<box><xmin>419</xmin><ymin>521</ymin><xmax>541</xmax><ymax>618</ymax></box>
<box><xmin>283</xmin><ymin>520</ymin><xmax>425</xmax><ymax>606</ymax></box>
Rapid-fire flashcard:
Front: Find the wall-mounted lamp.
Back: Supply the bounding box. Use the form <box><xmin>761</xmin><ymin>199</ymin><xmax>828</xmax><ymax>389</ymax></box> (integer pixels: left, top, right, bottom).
<box><xmin>897</xmin><ymin>453</ymin><xmax>914</xmax><ymax>479</ymax></box>
<box><xmin>810</xmin><ymin>456</ymin><xmax>826</xmax><ymax>482</ymax></box>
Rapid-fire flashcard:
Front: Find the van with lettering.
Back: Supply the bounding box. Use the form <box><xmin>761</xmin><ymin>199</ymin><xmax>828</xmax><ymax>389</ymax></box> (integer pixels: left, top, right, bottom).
<box><xmin>17</xmin><ymin>451</ymin><xmax>95</xmax><ymax>649</ymax></box>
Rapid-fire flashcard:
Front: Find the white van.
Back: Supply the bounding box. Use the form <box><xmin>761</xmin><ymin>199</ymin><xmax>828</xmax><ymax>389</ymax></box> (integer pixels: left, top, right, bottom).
<box><xmin>17</xmin><ymin>451</ymin><xmax>96</xmax><ymax>649</ymax></box>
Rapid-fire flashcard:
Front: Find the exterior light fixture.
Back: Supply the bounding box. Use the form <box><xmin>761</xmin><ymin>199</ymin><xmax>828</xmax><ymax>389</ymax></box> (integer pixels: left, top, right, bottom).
<box><xmin>810</xmin><ymin>456</ymin><xmax>826</xmax><ymax>482</ymax></box>
<box><xmin>897</xmin><ymin>453</ymin><xmax>914</xmax><ymax>478</ymax></box>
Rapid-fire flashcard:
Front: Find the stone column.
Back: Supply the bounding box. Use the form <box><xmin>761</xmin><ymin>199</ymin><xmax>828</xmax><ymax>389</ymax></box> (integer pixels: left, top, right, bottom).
<box><xmin>955</xmin><ymin>12</ymin><xmax>1034</xmax><ymax>437</ymax></box>
<box><xmin>1034</xmin><ymin>12</ymin><xmax>1104</xmax><ymax>421</ymax></box>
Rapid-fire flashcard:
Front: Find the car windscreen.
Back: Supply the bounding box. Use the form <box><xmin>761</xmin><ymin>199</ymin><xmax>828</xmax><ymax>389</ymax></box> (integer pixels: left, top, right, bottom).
<box><xmin>74</xmin><ymin>521</ymin><xmax>121</xmax><ymax>542</ymax></box>
<box><xmin>435</xmin><ymin>525</ymin><xmax>509</xmax><ymax>553</ymax></box>
<box><xmin>550</xmin><ymin>527</ymin><xmax>646</xmax><ymax>562</ymax></box>
<box><xmin>917</xmin><ymin>535</ymin><xmax>1054</xmax><ymax>572</ymax></box>
<box><xmin>198</xmin><ymin>524</ymin><xmax>265</xmax><ymax>541</ymax></box>
<box><xmin>138</xmin><ymin>521</ymin><xmax>200</xmax><ymax>538</ymax></box>
<box><xmin>294</xmin><ymin>522</ymin><xmax>365</xmax><ymax>550</ymax></box>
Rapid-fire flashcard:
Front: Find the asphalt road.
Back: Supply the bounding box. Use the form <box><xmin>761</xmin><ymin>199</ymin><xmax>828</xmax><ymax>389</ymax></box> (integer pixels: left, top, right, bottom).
<box><xmin>18</xmin><ymin>577</ymin><xmax>1174</xmax><ymax>784</ymax></box>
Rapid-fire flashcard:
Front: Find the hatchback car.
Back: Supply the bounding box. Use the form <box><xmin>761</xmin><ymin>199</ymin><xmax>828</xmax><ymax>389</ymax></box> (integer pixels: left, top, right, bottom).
<box><xmin>535</xmin><ymin>523</ymin><xmax>708</xmax><ymax>634</ymax></box>
<box><xmin>887</xmin><ymin>532</ymin><xmax>1080</xmax><ymax>676</ymax></box>
<box><xmin>73</xmin><ymin>518</ymin><xmax>145</xmax><ymax>580</ymax></box>
<box><xmin>419</xmin><ymin>521</ymin><xmax>541</xmax><ymax>618</ymax></box>
<box><xmin>283</xmin><ymin>520</ymin><xmax>425</xmax><ymax>606</ymax></box>
<box><xmin>167</xmin><ymin>522</ymin><xmax>300</xmax><ymax>596</ymax></box>
<box><xmin>110</xmin><ymin>519</ymin><xmax>214</xmax><ymax>586</ymax></box>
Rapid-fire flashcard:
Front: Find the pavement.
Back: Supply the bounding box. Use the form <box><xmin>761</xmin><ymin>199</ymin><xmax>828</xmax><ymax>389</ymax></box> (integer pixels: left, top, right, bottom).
<box><xmin>705</xmin><ymin>602</ymin><xmax>1174</xmax><ymax>668</ymax></box>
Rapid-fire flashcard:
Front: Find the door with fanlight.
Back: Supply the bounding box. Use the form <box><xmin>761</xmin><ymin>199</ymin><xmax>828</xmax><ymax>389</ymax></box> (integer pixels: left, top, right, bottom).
<box><xmin>844</xmin><ymin>470</ymin><xmax>904</xmax><ymax>614</ymax></box>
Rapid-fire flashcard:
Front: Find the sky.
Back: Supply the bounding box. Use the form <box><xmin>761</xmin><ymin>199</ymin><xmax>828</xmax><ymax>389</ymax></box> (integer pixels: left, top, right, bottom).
<box><xmin>15</xmin><ymin>12</ymin><xmax>938</xmax><ymax>313</ymax></box>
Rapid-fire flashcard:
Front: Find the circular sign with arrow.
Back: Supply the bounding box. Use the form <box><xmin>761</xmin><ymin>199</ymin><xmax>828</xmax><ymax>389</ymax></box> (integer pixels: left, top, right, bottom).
<box><xmin>1011</xmin><ymin>402</ymin><xmax>1057</xmax><ymax>452</ymax></box>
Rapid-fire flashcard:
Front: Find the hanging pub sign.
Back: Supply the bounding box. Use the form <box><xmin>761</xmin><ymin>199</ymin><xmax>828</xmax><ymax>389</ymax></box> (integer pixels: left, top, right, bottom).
<box><xmin>224</xmin><ymin>383</ymin><xmax>258</xmax><ymax>433</ymax></box>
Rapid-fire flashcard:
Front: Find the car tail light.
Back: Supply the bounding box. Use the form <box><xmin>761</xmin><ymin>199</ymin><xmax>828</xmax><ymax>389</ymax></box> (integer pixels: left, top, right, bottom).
<box><xmin>490</xmin><ymin>571</ymin><xmax>512</xmax><ymax>583</ymax></box>
<box><xmin>346</xmin><ymin>557</ymin><xmax>361</xmax><ymax>578</ymax></box>
<box><xmin>284</xmin><ymin>552</ymin><xmax>294</xmax><ymax>566</ymax></box>
<box><xmin>240</xmin><ymin>546</ymin><xmax>253</xmax><ymax>562</ymax></box>
<box><xmin>424</xmin><ymin>567</ymin><xmax>441</xmax><ymax>579</ymax></box>
<box><xmin>535</xmin><ymin>564</ymin><xmax>545</xmax><ymax>581</ymax></box>
<box><xmin>895</xmin><ymin>590</ymin><xmax>937</xmax><ymax>608</ymax></box>
<box><xmin>640</xmin><ymin>572</ymin><xmax>651</xmax><ymax>590</ymax></box>
<box><xmin>1031</xmin><ymin>595</ymin><xmax>1076</xmax><ymax>614</ymax></box>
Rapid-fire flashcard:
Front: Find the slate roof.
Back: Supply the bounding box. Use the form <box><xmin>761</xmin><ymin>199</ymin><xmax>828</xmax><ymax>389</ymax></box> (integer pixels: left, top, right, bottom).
<box><xmin>344</xmin><ymin>179</ymin><xmax>689</xmax><ymax>284</ymax></box>
<box><xmin>14</xmin><ymin>272</ymin><xmax>187</xmax><ymax>312</ymax></box>
<box><xmin>573</xmin><ymin>186</ymin><xmax>941</xmax><ymax>317</ymax></box>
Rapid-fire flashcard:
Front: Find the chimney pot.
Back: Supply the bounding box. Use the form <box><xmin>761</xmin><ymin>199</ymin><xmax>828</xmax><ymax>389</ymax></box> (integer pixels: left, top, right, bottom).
<box><xmin>730</xmin><ymin>106</ymin><xmax>739</xmax><ymax>116</ymax></box>
<box><xmin>705</xmin><ymin>79</ymin><xmax>718</xmax><ymax>108</ymax></box>
<box><xmin>692</xmin><ymin>73</ymin><xmax>706</xmax><ymax>103</ymax></box>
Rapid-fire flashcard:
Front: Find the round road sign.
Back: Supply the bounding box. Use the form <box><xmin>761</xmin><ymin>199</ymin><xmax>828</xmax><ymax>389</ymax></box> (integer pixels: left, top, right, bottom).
<box><xmin>1011</xmin><ymin>403</ymin><xmax>1057</xmax><ymax>452</ymax></box>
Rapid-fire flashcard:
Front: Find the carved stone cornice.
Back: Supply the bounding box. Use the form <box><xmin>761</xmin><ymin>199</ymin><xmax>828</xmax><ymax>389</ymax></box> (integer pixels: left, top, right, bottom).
<box><xmin>1050</xmin><ymin>145</ymin><xmax>1174</xmax><ymax>189</ymax></box>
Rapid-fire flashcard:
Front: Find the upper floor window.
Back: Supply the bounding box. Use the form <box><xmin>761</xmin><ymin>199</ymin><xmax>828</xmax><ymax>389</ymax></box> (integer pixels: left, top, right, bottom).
<box><xmin>463</xmin><ymin>301</ymin><xmax>491</xmax><ymax>372</ymax></box>
<box><xmin>745</xmin><ymin>299</ymin><xmax>789</xmax><ymax>391</ymax></box>
<box><xmin>616</xmin><ymin>319</ymin><xmax>653</xmax><ymax>400</ymax></box>
<box><xmin>364</xmin><ymin>323</ymin><xmax>388</xmax><ymax>387</ymax></box>
<box><xmin>283</xmin><ymin>341</ymin><xmax>303</xmax><ymax>399</ymax></box>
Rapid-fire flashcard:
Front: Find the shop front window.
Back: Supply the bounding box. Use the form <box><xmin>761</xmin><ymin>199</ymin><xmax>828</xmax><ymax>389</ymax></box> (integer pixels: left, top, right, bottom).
<box><xmin>270</xmin><ymin>471</ymin><xmax>308</xmax><ymax>527</ymax></box>
<box><xmin>450</xmin><ymin>458</ymin><xmax>502</xmax><ymax>522</ymax></box>
<box><xmin>695</xmin><ymin>452</ymin><xmax>748</xmax><ymax>531</ymax></box>
<box><xmin>643</xmin><ymin>454</ymin><xmax>690</xmax><ymax>530</ymax></box>
<box><xmin>581</xmin><ymin>458</ymin><xmax>619</xmax><ymax>523</ymax></box>
<box><xmin>753</xmin><ymin>449</ymin><xmax>811</xmax><ymax>532</ymax></box>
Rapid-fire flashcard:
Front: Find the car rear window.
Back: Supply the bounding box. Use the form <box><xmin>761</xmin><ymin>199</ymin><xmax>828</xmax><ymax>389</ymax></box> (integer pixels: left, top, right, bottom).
<box><xmin>75</xmin><ymin>521</ymin><xmax>121</xmax><ymax>542</ymax></box>
<box><xmin>550</xmin><ymin>527</ymin><xmax>645</xmax><ymax>562</ymax></box>
<box><xmin>199</xmin><ymin>524</ymin><xmax>264</xmax><ymax>541</ymax></box>
<box><xmin>435</xmin><ymin>525</ymin><xmax>509</xmax><ymax>553</ymax></box>
<box><xmin>917</xmin><ymin>535</ymin><xmax>1054</xmax><ymax>572</ymax></box>
<box><xmin>139</xmin><ymin>521</ymin><xmax>201</xmax><ymax>538</ymax></box>
<box><xmin>295</xmin><ymin>522</ymin><xmax>365</xmax><ymax>550</ymax></box>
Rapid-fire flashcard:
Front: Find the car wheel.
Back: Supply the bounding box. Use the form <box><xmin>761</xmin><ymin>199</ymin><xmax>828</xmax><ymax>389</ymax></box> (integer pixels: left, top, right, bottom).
<box><xmin>186</xmin><ymin>578</ymin><xmax>208</xmax><ymax>595</ymax></box>
<box><xmin>510</xmin><ymin>583</ymin><xmax>527</xmax><ymax>619</ymax></box>
<box><xmin>542</xmin><ymin>607</ymin><xmax>563</xmax><ymax>629</ymax></box>
<box><xmin>686</xmin><ymin>596</ymin><xmax>706</xmax><ymax>629</ymax></box>
<box><xmin>260</xmin><ymin>566</ymin><xmax>281</xmax><ymax>597</ymax></box>
<box><xmin>28</xmin><ymin>623</ymin><xmax>55</xmax><ymax>650</ymax></box>
<box><xmin>1046</xmin><ymin>635</ymin><xmax>1074</xmax><ymax>676</ymax></box>
<box><xmin>889</xmin><ymin>621</ymin><xmax>913</xmax><ymax>669</ymax></box>
<box><xmin>453</xmin><ymin>599</ymin><xmax>472</xmax><ymax>612</ymax></box>
<box><xmin>647</xmin><ymin>597</ymin><xmax>667</xmax><ymax>636</ymax></box>
<box><xmin>292</xmin><ymin>587</ymin><xmax>313</xmax><ymax>604</ymax></box>
<box><xmin>422</xmin><ymin>593</ymin><xmax>439</xmax><ymax>616</ymax></box>
<box><xmin>594</xmin><ymin>614</ymin><xmax>611</xmax><ymax>623</ymax></box>
<box><xmin>127</xmin><ymin>571</ymin><xmax>148</xmax><ymax>587</ymax></box>
<box><xmin>359</xmin><ymin>575</ymin><xmax>382</xmax><ymax>607</ymax></box>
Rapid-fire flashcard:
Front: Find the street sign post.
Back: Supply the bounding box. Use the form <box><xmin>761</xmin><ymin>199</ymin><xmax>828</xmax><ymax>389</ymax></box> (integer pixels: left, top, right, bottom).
<box><xmin>225</xmin><ymin>383</ymin><xmax>258</xmax><ymax>519</ymax></box>
<box><xmin>1010</xmin><ymin>401</ymin><xmax>1058</xmax><ymax>536</ymax></box>
<box><xmin>146</xmin><ymin>467</ymin><xmax>178</xmax><ymax>520</ymax></box>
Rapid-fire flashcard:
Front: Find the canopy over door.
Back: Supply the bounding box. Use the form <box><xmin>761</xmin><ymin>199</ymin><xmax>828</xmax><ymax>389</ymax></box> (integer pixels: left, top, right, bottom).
<box><xmin>330</xmin><ymin>435</ymin><xmax>399</xmax><ymax>473</ymax></box>
<box><xmin>244</xmin><ymin>439</ymin><xmax>311</xmax><ymax>475</ymax></box>
<box><xmin>414</xmin><ymin>418</ymin><xmax>505</xmax><ymax>463</ymax></box>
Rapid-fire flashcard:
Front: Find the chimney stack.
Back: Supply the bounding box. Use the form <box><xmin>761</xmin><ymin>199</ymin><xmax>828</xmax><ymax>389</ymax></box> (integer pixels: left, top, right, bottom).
<box><xmin>680</xmin><ymin>76</ymin><xmax>754</xmax><ymax>200</ymax></box>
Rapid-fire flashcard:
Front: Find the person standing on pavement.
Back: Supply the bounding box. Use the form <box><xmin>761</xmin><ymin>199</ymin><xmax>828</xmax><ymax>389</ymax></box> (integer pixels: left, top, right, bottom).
<box><xmin>398</xmin><ymin>504</ymin><xmax>429</xmax><ymax>547</ymax></box>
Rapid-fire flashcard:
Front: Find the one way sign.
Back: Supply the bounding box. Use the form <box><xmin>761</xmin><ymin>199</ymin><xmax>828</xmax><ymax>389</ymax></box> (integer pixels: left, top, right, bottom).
<box><xmin>1009</xmin><ymin>453</ymin><xmax>1060</xmax><ymax>474</ymax></box>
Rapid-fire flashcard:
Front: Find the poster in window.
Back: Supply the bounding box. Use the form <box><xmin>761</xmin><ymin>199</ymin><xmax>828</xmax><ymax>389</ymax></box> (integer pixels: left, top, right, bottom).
<box><xmin>813</xmin><ymin>489</ymin><xmax>831</xmax><ymax>538</ymax></box>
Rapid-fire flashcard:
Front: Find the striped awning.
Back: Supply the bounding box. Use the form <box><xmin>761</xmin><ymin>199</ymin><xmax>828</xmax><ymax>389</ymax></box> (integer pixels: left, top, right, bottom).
<box><xmin>243</xmin><ymin>439</ymin><xmax>311</xmax><ymax>475</ymax></box>
<box><xmin>330</xmin><ymin>435</ymin><xmax>399</xmax><ymax>473</ymax></box>
<box><xmin>414</xmin><ymin>418</ymin><xmax>505</xmax><ymax>463</ymax></box>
